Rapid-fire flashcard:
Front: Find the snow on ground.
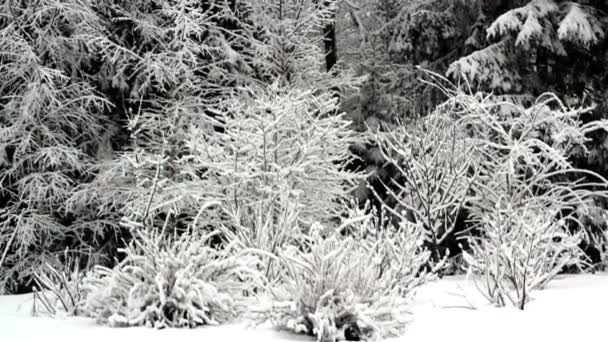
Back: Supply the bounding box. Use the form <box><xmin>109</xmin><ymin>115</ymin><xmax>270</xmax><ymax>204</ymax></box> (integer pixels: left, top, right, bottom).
<box><xmin>1</xmin><ymin>273</ymin><xmax>607</xmax><ymax>342</ymax></box>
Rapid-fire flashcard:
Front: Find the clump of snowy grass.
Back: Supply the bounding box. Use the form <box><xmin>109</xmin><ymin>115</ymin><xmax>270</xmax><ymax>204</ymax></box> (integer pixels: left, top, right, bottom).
<box><xmin>266</xmin><ymin>210</ymin><xmax>438</xmax><ymax>342</ymax></box>
<box><xmin>81</xmin><ymin>219</ymin><xmax>265</xmax><ymax>328</ymax></box>
<box><xmin>220</xmin><ymin>197</ymin><xmax>304</xmax><ymax>282</ymax></box>
<box><xmin>463</xmin><ymin>200</ymin><xmax>583</xmax><ymax>310</ymax></box>
<box><xmin>32</xmin><ymin>255</ymin><xmax>85</xmax><ymax>317</ymax></box>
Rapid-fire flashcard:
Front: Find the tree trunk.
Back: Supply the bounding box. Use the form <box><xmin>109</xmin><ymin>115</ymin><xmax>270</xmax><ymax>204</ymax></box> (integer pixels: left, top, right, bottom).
<box><xmin>315</xmin><ymin>0</ymin><xmax>337</xmax><ymax>72</ymax></box>
<box><xmin>323</xmin><ymin>11</ymin><xmax>337</xmax><ymax>72</ymax></box>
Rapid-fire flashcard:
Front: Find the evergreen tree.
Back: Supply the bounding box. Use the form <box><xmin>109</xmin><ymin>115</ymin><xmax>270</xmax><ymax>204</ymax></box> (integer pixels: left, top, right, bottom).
<box><xmin>449</xmin><ymin>0</ymin><xmax>608</xmax><ymax>109</ymax></box>
<box><xmin>0</xmin><ymin>1</ymin><xmax>112</xmax><ymax>293</ymax></box>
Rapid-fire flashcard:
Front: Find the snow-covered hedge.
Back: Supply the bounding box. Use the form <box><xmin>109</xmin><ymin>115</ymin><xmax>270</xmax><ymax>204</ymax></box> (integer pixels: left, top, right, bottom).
<box><xmin>82</xmin><ymin>224</ymin><xmax>265</xmax><ymax>328</ymax></box>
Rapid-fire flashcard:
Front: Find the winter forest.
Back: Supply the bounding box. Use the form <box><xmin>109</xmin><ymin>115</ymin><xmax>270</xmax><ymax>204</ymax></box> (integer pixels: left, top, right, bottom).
<box><xmin>1</xmin><ymin>0</ymin><xmax>608</xmax><ymax>341</ymax></box>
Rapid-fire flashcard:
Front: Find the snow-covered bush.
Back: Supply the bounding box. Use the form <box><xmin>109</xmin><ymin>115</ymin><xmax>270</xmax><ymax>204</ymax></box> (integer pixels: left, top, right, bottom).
<box><xmin>418</xmin><ymin>78</ymin><xmax>608</xmax><ymax>308</ymax></box>
<box><xmin>463</xmin><ymin>200</ymin><xmax>583</xmax><ymax>309</ymax></box>
<box><xmin>82</xmin><ymin>220</ymin><xmax>265</xmax><ymax>328</ymax></box>
<box><xmin>453</xmin><ymin>90</ymin><xmax>608</xmax><ymax>257</ymax></box>
<box><xmin>374</xmin><ymin>109</ymin><xmax>478</xmax><ymax>264</ymax></box>
<box><xmin>461</xmin><ymin>95</ymin><xmax>606</xmax><ymax>212</ymax></box>
<box><xmin>266</xmin><ymin>210</ymin><xmax>437</xmax><ymax>341</ymax></box>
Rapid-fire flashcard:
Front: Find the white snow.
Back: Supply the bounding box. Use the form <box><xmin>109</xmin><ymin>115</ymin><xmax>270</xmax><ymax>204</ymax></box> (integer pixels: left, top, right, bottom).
<box><xmin>399</xmin><ymin>273</ymin><xmax>608</xmax><ymax>342</ymax></box>
<box><xmin>1</xmin><ymin>273</ymin><xmax>607</xmax><ymax>342</ymax></box>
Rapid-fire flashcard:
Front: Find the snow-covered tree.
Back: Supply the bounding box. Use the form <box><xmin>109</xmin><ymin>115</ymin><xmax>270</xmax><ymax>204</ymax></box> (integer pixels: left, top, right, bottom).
<box><xmin>0</xmin><ymin>0</ymin><xmax>113</xmax><ymax>293</ymax></box>
<box><xmin>0</xmin><ymin>0</ymin><xmax>265</xmax><ymax>293</ymax></box>
<box><xmin>448</xmin><ymin>0</ymin><xmax>607</xmax><ymax>107</ymax></box>
<box><xmin>73</xmin><ymin>0</ymin><xmax>255</xmax><ymax>232</ymax></box>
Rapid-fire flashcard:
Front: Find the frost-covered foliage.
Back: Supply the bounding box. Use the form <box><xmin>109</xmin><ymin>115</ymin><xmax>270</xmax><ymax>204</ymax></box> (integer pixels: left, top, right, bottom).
<box><xmin>375</xmin><ymin>72</ymin><xmax>608</xmax><ymax>275</ymax></box>
<box><xmin>72</xmin><ymin>0</ymin><xmax>253</xmax><ymax>234</ymax></box>
<box><xmin>464</xmin><ymin>201</ymin><xmax>583</xmax><ymax>310</ymax></box>
<box><xmin>267</xmin><ymin>210</ymin><xmax>436</xmax><ymax>342</ymax></box>
<box><xmin>374</xmin><ymin>109</ymin><xmax>478</xmax><ymax>263</ymax></box>
<box><xmin>245</xmin><ymin>0</ymin><xmax>346</xmax><ymax>89</ymax></box>
<box><xmin>0</xmin><ymin>0</ymin><xmax>112</xmax><ymax>292</ymax></box>
<box><xmin>558</xmin><ymin>3</ymin><xmax>604</xmax><ymax>47</ymax></box>
<box><xmin>198</xmin><ymin>86</ymin><xmax>361</xmax><ymax>228</ymax></box>
<box><xmin>453</xmin><ymin>91</ymin><xmax>608</xmax><ymax>222</ymax></box>
<box><xmin>82</xmin><ymin>221</ymin><xmax>264</xmax><ymax>328</ymax></box>
<box><xmin>448</xmin><ymin>40</ymin><xmax>523</xmax><ymax>93</ymax></box>
<box><xmin>480</xmin><ymin>0</ymin><xmax>603</xmax><ymax>50</ymax></box>
<box><xmin>420</xmin><ymin>80</ymin><xmax>608</xmax><ymax>305</ymax></box>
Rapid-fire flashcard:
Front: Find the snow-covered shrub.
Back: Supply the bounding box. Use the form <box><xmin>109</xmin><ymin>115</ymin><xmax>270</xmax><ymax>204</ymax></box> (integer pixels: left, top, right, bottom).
<box><xmin>417</xmin><ymin>77</ymin><xmax>608</xmax><ymax>308</ymax></box>
<box><xmin>195</xmin><ymin>85</ymin><xmax>363</xmax><ymax>228</ymax></box>
<box><xmin>82</xmin><ymin>220</ymin><xmax>265</xmax><ymax>328</ymax></box>
<box><xmin>267</xmin><ymin>211</ymin><xmax>437</xmax><ymax>341</ymax></box>
<box><xmin>374</xmin><ymin>110</ymin><xmax>478</xmax><ymax>265</ymax></box>
<box><xmin>453</xmin><ymin>90</ymin><xmax>608</xmax><ymax>265</ymax></box>
<box><xmin>461</xmin><ymin>95</ymin><xmax>606</xmax><ymax>212</ymax></box>
<box><xmin>463</xmin><ymin>199</ymin><xmax>583</xmax><ymax>309</ymax></box>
